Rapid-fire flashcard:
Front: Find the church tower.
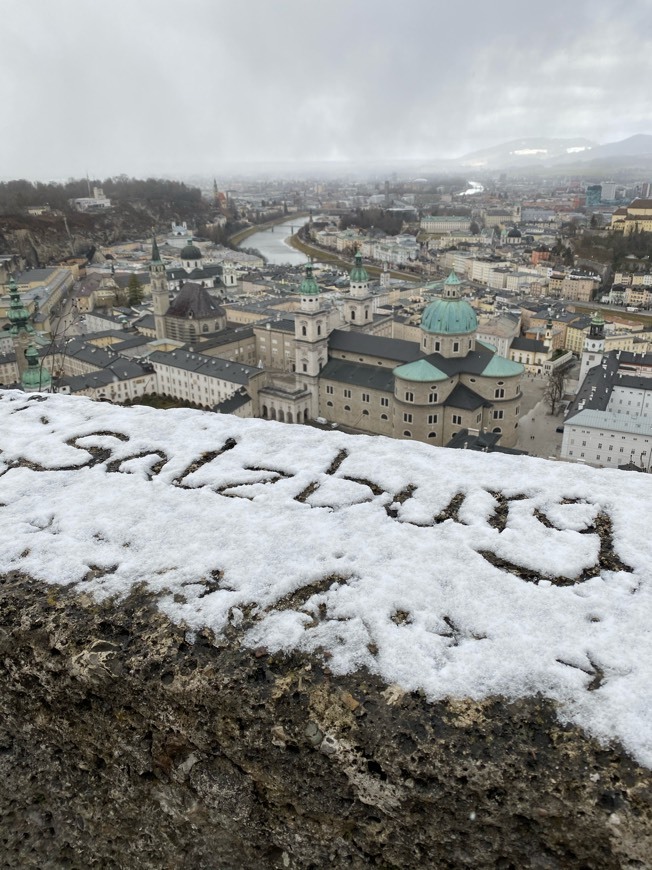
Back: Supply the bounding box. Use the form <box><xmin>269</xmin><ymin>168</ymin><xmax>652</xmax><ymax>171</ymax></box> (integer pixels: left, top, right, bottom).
<box><xmin>294</xmin><ymin>264</ymin><xmax>329</xmax><ymax>417</ymax></box>
<box><xmin>578</xmin><ymin>311</ymin><xmax>605</xmax><ymax>389</ymax></box>
<box><xmin>150</xmin><ymin>237</ymin><xmax>169</xmax><ymax>340</ymax></box>
<box><xmin>7</xmin><ymin>276</ymin><xmax>35</xmax><ymax>378</ymax></box>
<box><xmin>344</xmin><ymin>251</ymin><xmax>374</xmax><ymax>327</ymax></box>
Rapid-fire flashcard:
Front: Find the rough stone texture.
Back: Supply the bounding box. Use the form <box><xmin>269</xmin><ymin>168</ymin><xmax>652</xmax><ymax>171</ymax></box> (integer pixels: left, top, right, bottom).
<box><xmin>0</xmin><ymin>574</ymin><xmax>650</xmax><ymax>870</ymax></box>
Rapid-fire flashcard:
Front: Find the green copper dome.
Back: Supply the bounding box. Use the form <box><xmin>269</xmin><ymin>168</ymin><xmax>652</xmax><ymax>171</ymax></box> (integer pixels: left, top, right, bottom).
<box><xmin>180</xmin><ymin>239</ymin><xmax>202</xmax><ymax>260</ymax></box>
<box><xmin>21</xmin><ymin>344</ymin><xmax>51</xmax><ymax>392</ymax></box>
<box><xmin>300</xmin><ymin>264</ymin><xmax>319</xmax><ymax>295</ymax></box>
<box><xmin>421</xmin><ymin>297</ymin><xmax>477</xmax><ymax>335</ymax></box>
<box><xmin>350</xmin><ymin>252</ymin><xmax>369</xmax><ymax>283</ymax></box>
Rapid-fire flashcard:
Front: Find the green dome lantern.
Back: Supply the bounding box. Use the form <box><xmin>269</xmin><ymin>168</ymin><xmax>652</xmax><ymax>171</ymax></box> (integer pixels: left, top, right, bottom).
<box><xmin>300</xmin><ymin>263</ymin><xmax>319</xmax><ymax>295</ymax></box>
<box><xmin>420</xmin><ymin>272</ymin><xmax>477</xmax><ymax>335</ymax></box>
<box><xmin>350</xmin><ymin>251</ymin><xmax>369</xmax><ymax>284</ymax></box>
<box><xmin>21</xmin><ymin>344</ymin><xmax>51</xmax><ymax>392</ymax></box>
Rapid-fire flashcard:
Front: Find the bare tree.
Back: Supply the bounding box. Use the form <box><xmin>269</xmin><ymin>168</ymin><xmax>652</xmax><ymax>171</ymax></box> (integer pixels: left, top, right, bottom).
<box><xmin>543</xmin><ymin>368</ymin><xmax>566</xmax><ymax>415</ymax></box>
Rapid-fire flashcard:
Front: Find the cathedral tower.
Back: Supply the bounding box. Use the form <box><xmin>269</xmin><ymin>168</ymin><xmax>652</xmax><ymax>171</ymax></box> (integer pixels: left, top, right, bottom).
<box><xmin>150</xmin><ymin>237</ymin><xmax>169</xmax><ymax>340</ymax></box>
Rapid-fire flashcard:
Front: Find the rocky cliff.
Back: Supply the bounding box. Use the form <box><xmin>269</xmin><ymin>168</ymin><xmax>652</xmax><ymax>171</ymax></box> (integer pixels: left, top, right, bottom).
<box><xmin>0</xmin><ymin>392</ymin><xmax>650</xmax><ymax>868</ymax></box>
<box><xmin>0</xmin><ymin>203</ymin><xmax>207</xmax><ymax>267</ymax></box>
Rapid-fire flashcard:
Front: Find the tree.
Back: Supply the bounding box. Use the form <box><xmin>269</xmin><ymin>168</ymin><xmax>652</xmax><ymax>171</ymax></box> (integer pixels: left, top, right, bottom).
<box><xmin>127</xmin><ymin>274</ymin><xmax>143</xmax><ymax>306</ymax></box>
<box><xmin>543</xmin><ymin>368</ymin><xmax>566</xmax><ymax>415</ymax></box>
<box><xmin>469</xmin><ymin>220</ymin><xmax>481</xmax><ymax>235</ymax></box>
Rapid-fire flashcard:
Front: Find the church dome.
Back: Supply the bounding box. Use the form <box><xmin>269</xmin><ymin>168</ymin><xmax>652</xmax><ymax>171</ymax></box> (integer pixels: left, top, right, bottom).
<box><xmin>507</xmin><ymin>227</ymin><xmax>522</xmax><ymax>238</ymax></box>
<box><xmin>350</xmin><ymin>252</ymin><xmax>369</xmax><ymax>283</ymax></box>
<box><xmin>300</xmin><ymin>264</ymin><xmax>319</xmax><ymax>295</ymax></box>
<box><xmin>180</xmin><ymin>240</ymin><xmax>202</xmax><ymax>260</ymax></box>
<box><xmin>421</xmin><ymin>297</ymin><xmax>477</xmax><ymax>335</ymax></box>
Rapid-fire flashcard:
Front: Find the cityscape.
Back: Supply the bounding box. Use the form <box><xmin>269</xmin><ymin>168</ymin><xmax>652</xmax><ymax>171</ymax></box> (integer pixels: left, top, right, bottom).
<box><xmin>2</xmin><ymin>160</ymin><xmax>652</xmax><ymax>470</ymax></box>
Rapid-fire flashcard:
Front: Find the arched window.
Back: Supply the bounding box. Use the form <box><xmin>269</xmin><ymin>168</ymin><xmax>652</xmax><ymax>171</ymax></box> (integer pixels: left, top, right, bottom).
<box><xmin>381</xmin><ymin>413</ymin><xmax>388</xmax><ymax>420</ymax></box>
<box><xmin>301</xmin><ymin>324</ymin><xmax>307</xmax><ymax>336</ymax></box>
<box><xmin>326</xmin><ymin>401</ymin><xmax>333</xmax><ymax>407</ymax></box>
<box><xmin>403</xmin><ymin>430</ymin><xmax>412</xmax><ymax>437</ymax></box>
<box><xmin>262</xmin><ymin>405</ymin><xmax>268</xmax><ymax>418</ymax></box>
<box><xmin>492</xmin><ymin>427</ymin><xmax>502</xmax><ymax>434</ymax></box>
<box><xmin>278</xmin><ymin>410</ymin><xmax>285</xmax><ymax>422</ymax></box>
<box><xmin>344</xmin><ymin>404</ymin><xmax>351</xmax><ymax>411</ymax></box>
<box><xmin>428</xmin><ymin>432</ymin><xmax>437</xmax><ymax>439</ymax></box>
<box><xmin>362</xmin><ymin>409</ymin><xmax>369</xmax><ymax>415</ymax></box>
<box><xmin>287</xmin><ymin>412</ymin><xmax>293</xmax><ymax>423</ymax></box>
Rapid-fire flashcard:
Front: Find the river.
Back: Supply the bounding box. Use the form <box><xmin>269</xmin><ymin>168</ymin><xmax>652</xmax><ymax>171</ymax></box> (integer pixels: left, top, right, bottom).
<box><xmin>241</xmin><ymin>217</ymin><xmax>310</xmax><ymax>265</ymax></box>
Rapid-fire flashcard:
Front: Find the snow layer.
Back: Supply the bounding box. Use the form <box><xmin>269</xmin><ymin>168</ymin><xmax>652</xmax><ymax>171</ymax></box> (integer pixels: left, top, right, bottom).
<box><xmin>1</xmin><ymin>391</ymin><xmax>651</xmax><ymax>766</ymax></box>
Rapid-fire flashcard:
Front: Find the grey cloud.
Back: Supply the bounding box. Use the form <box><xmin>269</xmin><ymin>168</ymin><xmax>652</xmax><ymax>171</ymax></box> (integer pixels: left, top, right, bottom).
<box><xmin>1</xmin><ymin>0</ymin><xmax>650</xmax><ymax>178</ymax></box>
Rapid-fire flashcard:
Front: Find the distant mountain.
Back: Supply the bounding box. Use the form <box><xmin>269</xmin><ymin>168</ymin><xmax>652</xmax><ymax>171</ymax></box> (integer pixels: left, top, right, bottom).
<box><xmin>455</xmin><ymin>138</ymin><xmax>597</xmax><ymax>169</ymax></box>
<box><xmin>555</xmin><ymin>134</ymin><xmax>652</xmax><ymax>163</ymax></box>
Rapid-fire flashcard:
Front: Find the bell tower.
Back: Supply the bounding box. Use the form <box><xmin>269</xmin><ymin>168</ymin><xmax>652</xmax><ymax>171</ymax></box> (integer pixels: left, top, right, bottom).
<box><xmin>294</xmin><ymin>264</ymin><xmax>329</xmax><ymax>418</ymax></box>
<box><xmin>344</xmin><ymin>251</ymin><xmax>373</xmax><ymax>327</ymax></box>
<box><xmin>7</xmin><ymin>276</ymin><xmax>35</xmax><ymax>378</ymax></box>
<box><xmin>578</xmin><ymin>311</ymin><xmax>605</xmax><ymax>389</ymax></box>
<box><xmin>149</xmin><ymin>236</ymin><xmax>169</xmax><ymax>340</ymax></box>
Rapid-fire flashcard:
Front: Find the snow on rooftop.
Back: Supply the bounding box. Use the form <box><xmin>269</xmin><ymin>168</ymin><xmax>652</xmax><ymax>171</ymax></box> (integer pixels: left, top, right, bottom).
<box><xmin>1</xmin><ymin>391</ymin><xmax>652</xmax><ymax>766</ymax></box>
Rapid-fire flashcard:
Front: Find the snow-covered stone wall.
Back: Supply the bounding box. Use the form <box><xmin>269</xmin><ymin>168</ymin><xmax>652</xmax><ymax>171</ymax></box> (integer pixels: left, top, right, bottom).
<box><xmin>1</xmin><ymin>390</ymin><xmax>651</xmax><ymax>767</ymax></box>
<box><xmin>0</xmin><ymin>390</ymin><xmax>651</xmax><ymax>867</ymax></box>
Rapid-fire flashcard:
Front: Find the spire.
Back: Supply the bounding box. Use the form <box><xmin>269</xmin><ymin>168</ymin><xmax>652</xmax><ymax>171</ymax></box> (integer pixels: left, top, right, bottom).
<box><xmin>7</xmin><ymin>277</ymin><xmax>33</xmax><ymax>337</ymax></box>
<box><xmin>151</xmin><ymin>234</ymin><xmax>162</xmax><ymax>264</ymax></box>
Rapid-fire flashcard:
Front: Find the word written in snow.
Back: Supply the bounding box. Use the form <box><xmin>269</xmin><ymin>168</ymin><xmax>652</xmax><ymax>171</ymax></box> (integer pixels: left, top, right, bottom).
<box><xmin>1</xmin><ymin>430</ymin><xmax>634</xmax><ymax>588</ymax></box>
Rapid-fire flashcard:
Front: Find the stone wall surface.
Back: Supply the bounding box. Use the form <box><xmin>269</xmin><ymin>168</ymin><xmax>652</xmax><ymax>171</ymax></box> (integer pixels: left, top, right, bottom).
<box><xmin>0</xmin><ymin>575</ymin><xmax>651</xmax><ymax>870</ymax></box>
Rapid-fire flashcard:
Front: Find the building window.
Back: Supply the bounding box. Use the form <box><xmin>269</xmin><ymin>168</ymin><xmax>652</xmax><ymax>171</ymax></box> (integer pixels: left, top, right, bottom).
<box><xmin>351</xmin><ymin>310</ymin><xmax>356</xmax><ymax>320</ymax></box>
<box><xmin>381</xmin><ymin>413</ymin><xmax>388</xmax><ymax>420</ymax></box>
<box><xmin>435</xmin><ymin>341</ymin><xmax>441</xmax><ymax>352</ymax></box>
<box><xmin>428</xmin><ymin>414</ymin><xmax>438</xmax><ymax>424</ymax></box>
<box><xmin>326</xmin><ymin>385</ymin><xmax>333</xmax><ymax>394</ymax></box>
<box><xmin>494</xmin><ymin>388</ymin><xmax>505</xmax><ymax>398</ymax></box>
<box><xmin>326</xmin><ymin>401</ymin><xmax>333</xmax><ymax>407</ymax></box>
<box><xmin>453</xmin><ymin>342</ymin><xmax>459</xmax><ymax>353</ymax></box>
<box><xmin>403</xmin><ymin>413</ymin><xmax>413</xmax><ymax>423</ymax></box>
<box><xmin>344</xmin><ymin>389</ymin><xmax>351</xmax><ymax>398</ymax></box>
<box><xmin>362</xmin><ymin>409</ymin><xmax>369</xmax><ymax>416</ymax></box>
<box><xmin>344</xmin><ymin>404</ymin><xmax>351</xmax><ymax>411</ymax></box>
<box><xmin>428</xmin><ymin>432</ymin><xmax>437</xmax><ymax>439</ymax></box>
<box><xmin>301</xmin><ymin>324</ymin><xmax>307</xmax><ymax>336</ymax></box>
<box><xmin>380</xmin><ymin>397</ymin><xmax>389</xmax><ymax>407</ymax></box>
<box><xmin>302</xmin><ymin>363</ymin><xmax>307</xmax><ymax>373</ymax></box>
<box><xmin>362</xmin><ymin>393</ymin><xmax>370</xmax><ymax>403</ymax></box>
<box><xmin>403</xmin><ymin>430</ymin><xmax>412</xmax><ymax>437</ymax></box>
<box><xmin>317</xmin><ymin>324</ymin><xmax>322</xmax><ymax>336</ymax></box>
<box><xmin>452</xmin><ymin>414</ymin><xmax>462</xmax><ymax>425</ymax></box>
<box><xmin>405</xmin><ymin>391</ymin><xmax>414</xmax><ymax>402</ymax></box>
<box><xmin>428</xmin><ymin>392</ymin><xmax>437</xmax><ymax>403</ymax></box>
<box><xmin>493</xmin><ymin>410</ymin><xmax>504</xmax><ymax>420</ymax></box>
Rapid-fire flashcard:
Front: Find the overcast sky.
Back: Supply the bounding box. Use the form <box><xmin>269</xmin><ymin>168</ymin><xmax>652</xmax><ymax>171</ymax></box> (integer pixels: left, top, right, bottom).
<box><xmin>2</xmin><ymin>0</ymin><xmax>651</xmax><ymax>180</ymax></box>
